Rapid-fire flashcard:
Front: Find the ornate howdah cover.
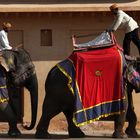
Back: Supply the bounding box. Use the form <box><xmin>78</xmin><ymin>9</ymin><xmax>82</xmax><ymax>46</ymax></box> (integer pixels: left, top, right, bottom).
<box><xmin>57</xmin><ymin>32</ymin><xmax>126</xmax><ymax>126</ymax></box>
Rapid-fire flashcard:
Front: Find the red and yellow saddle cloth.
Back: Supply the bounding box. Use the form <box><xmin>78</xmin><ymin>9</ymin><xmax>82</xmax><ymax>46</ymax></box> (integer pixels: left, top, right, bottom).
<box><xmin>57</xmin><ymin>45</ymin><xmax>126</xmax><ymax>127</ymax></box>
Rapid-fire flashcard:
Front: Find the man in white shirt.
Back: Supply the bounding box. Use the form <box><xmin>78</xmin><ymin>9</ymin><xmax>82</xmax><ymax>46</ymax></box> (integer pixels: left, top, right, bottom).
<box><xmin>108</xmin><ymin>4</ymin><xmax>140</xmax><ymax>55</ymax></box>
<box><xmin>0</xmin><ymin>22</ymin><xmax>12</xmax><ymax>51</ymax></box>
<box><xmin>108</xmin><ymin>4</ymin><xmax>139</xmax><ymax>138</ymax></box>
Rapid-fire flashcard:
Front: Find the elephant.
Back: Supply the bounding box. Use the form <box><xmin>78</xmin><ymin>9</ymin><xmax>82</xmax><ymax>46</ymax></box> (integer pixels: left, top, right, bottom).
<box><xmin>35</xmin><ymin>46</ymin><xmax>129</xmax><ymax>139</ymax></box>
<box><xmin>123</xmin><ymin>55</ymin><xmax>140</xmax><ymax>137</ymax></box>
<box><xmin>0</xmin><ymin>47</ymin><xmax>38</xmax><ymax>136</ymax></box>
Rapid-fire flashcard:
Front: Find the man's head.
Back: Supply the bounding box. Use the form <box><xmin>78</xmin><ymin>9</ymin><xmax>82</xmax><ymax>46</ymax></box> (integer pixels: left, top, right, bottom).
<box><xmin>109</xmin><ymin>4</ymin><xmax>119</xmax><ymax>14</ymax></box>
<box><xmin>2</xmin><ymin>22</ymin><xmax>12</xmax><ymax>32</ymax></box>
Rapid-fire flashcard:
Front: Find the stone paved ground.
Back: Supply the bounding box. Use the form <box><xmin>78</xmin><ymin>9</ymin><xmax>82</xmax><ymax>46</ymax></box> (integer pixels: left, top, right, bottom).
<box><xmin>0</xmin><ymin>118</ymin><xmax>140</xmax><ymax>135</ymax></box>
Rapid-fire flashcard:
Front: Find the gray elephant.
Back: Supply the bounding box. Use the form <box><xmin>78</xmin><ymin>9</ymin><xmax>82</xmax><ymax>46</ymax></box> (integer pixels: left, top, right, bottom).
<box><xmin>124</xmin><ymin>55</ymin><xmax>140</xmax><ymax>137</ymax></box>
<box><xmin>0</xmin><ymin>47</ymin><xmax>38</xmax><ymax>136</ymax></box>
<box><xmin>35</xmin><ymin>46</ymin><xmax>129</xmax><ymax>139</ymax></box>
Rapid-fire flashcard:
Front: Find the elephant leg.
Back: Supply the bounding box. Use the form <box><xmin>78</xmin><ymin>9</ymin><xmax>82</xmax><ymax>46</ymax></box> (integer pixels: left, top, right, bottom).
<box><xmin>0</xmin><ymin>67</ymin><xmax>21</xmax><ymax>137</ymax></box>
<box><xmin>112</xmin><ymin>82</ymin><xmax>128</xmax><ymax>139</ymax></box>
<box><xmin>125</xmin><ymin>83</ymin><xmax>138</xmax><ymax>138</ymax></box>
<box><xmin>35</xmin><ymin>97</ymin><xmax>61</xmax><ymax>138</ymax></box>
<box><xmin>113</xmin><ymin>112</ymin><xmax>128</xmax><ymax>138</ymax></box>
<box><xmin>0</xmin><ymin>102</ymin><xmax>21</xmax><ymax>136</ymax></box>
<box><xmin>63</xmin><ymin>110</ymin><xmax>85</xmax><ymax>138</ymax></box>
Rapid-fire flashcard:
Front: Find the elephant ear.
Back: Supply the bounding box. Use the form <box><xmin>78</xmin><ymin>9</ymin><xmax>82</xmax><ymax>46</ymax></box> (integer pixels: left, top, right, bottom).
<box><xmin>1</xmin><ymin>50</ymin><xmax>16</xmax><ymax>72</ymax></box>
<box><xmin>1</xmin><ymin>57</ymin><xmax>10</xmax><ymax>72</ymax></box>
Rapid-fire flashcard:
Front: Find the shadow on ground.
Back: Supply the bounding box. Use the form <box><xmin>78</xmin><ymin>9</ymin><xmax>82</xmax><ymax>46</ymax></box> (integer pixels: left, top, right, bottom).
<box><xmin>0</xmin><ymin>133</ymin><xmax>112</xmax><ymax>139</ymax></box>
<box><xmin>0</xmin><ymin>133</ymin><xmax>140</xmax><ymax>139</ymax></box>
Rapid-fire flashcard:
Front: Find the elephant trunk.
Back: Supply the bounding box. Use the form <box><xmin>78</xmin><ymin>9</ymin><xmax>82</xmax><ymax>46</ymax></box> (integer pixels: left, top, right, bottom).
<box><xmin>23</xmin><ymin>74</ymin><xmax>38</xmax><ymax>130</ymax></box>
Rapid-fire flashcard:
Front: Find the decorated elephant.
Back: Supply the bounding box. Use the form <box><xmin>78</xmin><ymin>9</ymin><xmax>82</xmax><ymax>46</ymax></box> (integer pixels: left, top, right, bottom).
<box><xmin>0</xmin><ymin>47</ymin><xmax>38</xmax><ymax>136</ymax></box>
<box><xmin>35</xmin><ymin>32</ymin><xmax>130</xmax><ymax>139</ymax></box>
<box><xmin>124</xmin><ymin>55</ymin><xmax>140</xmax><ymax>138</ymax></box>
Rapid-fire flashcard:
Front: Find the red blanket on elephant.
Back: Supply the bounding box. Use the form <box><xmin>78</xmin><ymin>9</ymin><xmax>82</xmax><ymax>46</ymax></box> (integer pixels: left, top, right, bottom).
<box><xmin>57</xmin><ymin>33</ymin><xmax>126</xmax><ymax>127</ymax></box>
<box><xmin>69</xmin><ymin>47</ymin><xmax>123</xmax><ymax>109</ymax></box>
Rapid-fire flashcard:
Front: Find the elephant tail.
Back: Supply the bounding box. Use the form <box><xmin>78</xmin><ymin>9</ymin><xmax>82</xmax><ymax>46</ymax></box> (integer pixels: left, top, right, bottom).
<box><xmin>22</xmin><ymin>122</ymin><xmax>36</xmax><ymax>130</ymax></box>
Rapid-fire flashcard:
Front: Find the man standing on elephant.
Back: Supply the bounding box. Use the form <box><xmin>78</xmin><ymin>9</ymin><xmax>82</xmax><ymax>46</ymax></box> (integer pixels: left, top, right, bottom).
<box><xmin>107</xmin><ymin>4</ymin><xmax>140</xmax><ymax>55</ymax></box>
<box><xmin>0</xmin><ymin>22</ymin><xmax>12</xmax><ymax>51</ymax></box>
<box><xmin>107</xmin><ymin>3</ymin><xmax>140</xmax><ymax>138</ymax></box>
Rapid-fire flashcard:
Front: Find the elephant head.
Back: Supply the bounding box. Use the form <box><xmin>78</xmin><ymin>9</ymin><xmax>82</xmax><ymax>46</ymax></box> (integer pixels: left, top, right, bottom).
<box><xmin>1</xmin><ymin>48</ymin><xmax>38</xmax><ymax>130</ymax></box>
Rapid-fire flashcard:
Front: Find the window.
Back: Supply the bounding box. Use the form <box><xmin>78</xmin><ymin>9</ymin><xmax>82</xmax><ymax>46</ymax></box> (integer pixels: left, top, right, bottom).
<box><xmin>40</xmin><ymin>29</ymin><xmax>52</xmax><ymax>46</ymax></box>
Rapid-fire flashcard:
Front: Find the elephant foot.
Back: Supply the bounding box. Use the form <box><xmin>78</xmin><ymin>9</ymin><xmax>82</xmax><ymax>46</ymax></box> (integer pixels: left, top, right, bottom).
<box><xmin>125</xmin><ymin>128</ymin><xmax>138</xmax><ymax>138</ymax></box>
<box><xmin>8</xmin><ymin>128</ymin><xmax>21</xmax><ymax>137</ymax></box>
<box><xmin>112</xmin><ymin>131</ymin><xmax>128</xmax><ymax>139</ymax></box>
<box><xmin>68</xmin><ymin>126</ymin><xmax>85</xmax><ymax>138</ymax></box>
<box><xmin>35</xmin><ymin>129</ymin><xmax>51</xmax><ymax>139</ymax></box>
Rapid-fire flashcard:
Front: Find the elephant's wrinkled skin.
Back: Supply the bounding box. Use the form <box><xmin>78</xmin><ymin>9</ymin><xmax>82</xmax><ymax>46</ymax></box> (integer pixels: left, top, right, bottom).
<box><xmin>0</xmin><ymin>48</ymin><xmax>38</xmax><ymax>136</ymax></box>
<box><xmin>124</xmin><ymin>58</ymin><xmax>140</xmax><ymax>137</ymax></box>
<box><xmin>35</xmin><ymin>63</ymin><xmax>127</xmax><ymax>139</ymax></box>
